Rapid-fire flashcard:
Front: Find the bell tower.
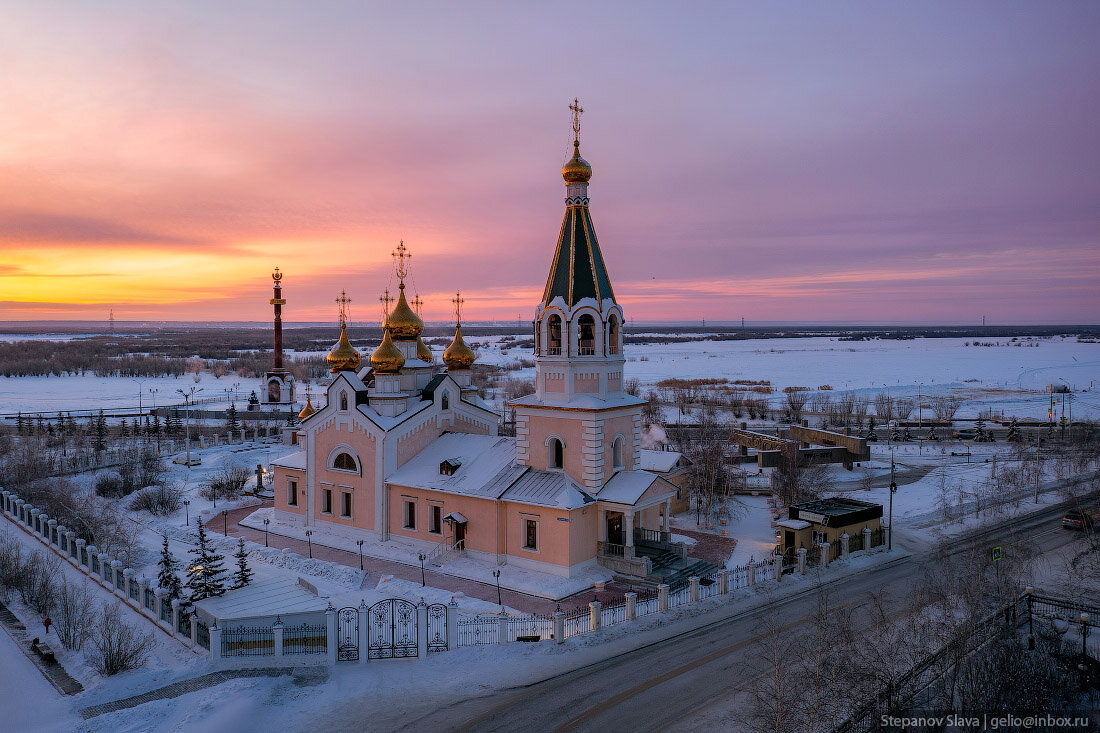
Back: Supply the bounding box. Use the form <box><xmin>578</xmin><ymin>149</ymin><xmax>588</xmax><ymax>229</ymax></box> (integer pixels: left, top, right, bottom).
<box><xmin>511</xmin><ymin>101</ymin><xmax>644</xmax><ymax>492</ymax></box>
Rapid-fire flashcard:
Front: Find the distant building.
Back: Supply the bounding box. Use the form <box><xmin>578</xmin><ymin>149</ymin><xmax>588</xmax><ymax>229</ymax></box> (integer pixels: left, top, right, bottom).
<box><xmin>272</xmin><ymin>108</ymin><xmax>683</xmax><ymax>579</ymax></box>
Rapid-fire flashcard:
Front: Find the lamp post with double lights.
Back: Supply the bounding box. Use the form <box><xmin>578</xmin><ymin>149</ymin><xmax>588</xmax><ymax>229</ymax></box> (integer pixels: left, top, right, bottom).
<box><xmin>418</xmin><ymin>553</ymin><xmax>426</xmax><ymax>586</ymax></box>
<box><xmin>263</xmin><ymin>518</ymin><xmax>270</xmax><ymax>547</ymax></box>
<box><xmin>305</xmin><ymin>530</ymin><xmax>313</xmax><ymax>559</ymax></box>
<box><xmin>492</xmin><ymin>569</ymin><xmax>502</xmax><ymax>606</ymax></box>
<box><xmin>175</xmin><ymin>386</ymin><xmax>203</xmax><ymax>468</ymax></box>
<box><xmin>357</xmin><ymin>540</ymin><xmax>364</xmax><ymax>571</ymax></box>
<box><xmin>183</xmin><ymin>499</ymin><xmax>190</xmax><ymax>527</ymax></box>
<box><xmin>222</xmin><ymin>510</ymin><xmax>228</xmax><ymax>537</ymax></box>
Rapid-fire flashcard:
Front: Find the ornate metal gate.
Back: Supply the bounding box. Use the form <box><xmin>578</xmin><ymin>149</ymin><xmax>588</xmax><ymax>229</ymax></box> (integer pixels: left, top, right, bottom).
<box><xmin>367</xmin><ymin>599</ymin><xmax>418</xmax><ymax>659</ymax></box>
<box><xmin>426</xmin><ymin>603</ymin><xmax>448</xmax><ymax>652</ymax></box>
<box><xmin>337</xmin><ymin>607</ymin><xmax>359</xmax><ymax>661</ymax></box>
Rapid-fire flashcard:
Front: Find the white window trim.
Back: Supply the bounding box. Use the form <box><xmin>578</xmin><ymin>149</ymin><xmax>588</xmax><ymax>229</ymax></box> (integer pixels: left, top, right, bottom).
<box><xmin>321</xmin><ymin>488</ymin><xmax>334</xmax><ymax>515</ymax></box>
<box><xmin>428</xmin><ymin>503</ymin><xmax>444</xmax><ymax>535</ymax></box>
<box><xmin>402</xmin><ymin>499</ymin><xmax>417</xmax><ymax>531</ymax></box>
<box><xmin>287</xmin><ymin>479</ymin><xmax>298</xmax><ymax>507</ymax></box>
<box><xmin>544</xmin><ymin>434</ymin><xmax>566</xmax><ymax>470</ymax></box>
<box><xmin>521</xmin><ymin>516</ymin><xmax>539</xmax><ymax>553</ymax></box>
<box><xmin>326</xmin><ymin>444</ymin><xmax>361</xmax><ymax>475</ymax></box>
<box><xmin>340</xmin><ymin>491</ymin><xmax>352</xmax><ymax>519</ymax></box>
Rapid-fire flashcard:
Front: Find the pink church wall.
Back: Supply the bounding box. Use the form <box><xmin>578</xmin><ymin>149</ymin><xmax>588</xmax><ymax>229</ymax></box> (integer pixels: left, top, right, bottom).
<box><xmin>397</xmin><ymin>417</ymin><xmax>440</xmax><ymax>469</ymax></box>
<box><xmin>387</xmin><ymin>486</ymin><xmax>501</xmax><ymax>554</ymax></box>
<box><xmin>568</xmin><ymin>505</ymin><xmax>599</xmax><ymax>565</ymax></box>
<box><xmin>574</xmin><ymin>373</ymin><xmax>600</xmax><ymax>394</ymax></box>
<box><xmin>519</xmin><ymin>414</ymin><xmax>587</xmax><ymax>479</ymax></box>
<box><xmin>503</xmin><ymin>502</ymin><xmax>572</xmax><ymax>567</ymax></box>
<box><xmin>601</xmin><ymin>414</ymin><xmax>637</xmax><ymax>471</ymax></box>
<box><xmin>608</xmin><ymin>372</ymin><xmax>622</xmax><ymax>392</ymax></box>
<box><xmin>314</xmin><ymin>422</ymin><xmax>376</xmax><ymax>530</ymax></box>
<box><xmin>544</xmin><ymin>373</ymin><xmax>565</xmax><ymax>392</ymax></box>
<box><xmin>455</xmin><ymin>412</ymin><xmax>492</xmax><ymax>435</ymax></box>
<box><xmin>273</xmin><ymin>467</ymin><xmax>305</xmax><ymax>515</ymax></box>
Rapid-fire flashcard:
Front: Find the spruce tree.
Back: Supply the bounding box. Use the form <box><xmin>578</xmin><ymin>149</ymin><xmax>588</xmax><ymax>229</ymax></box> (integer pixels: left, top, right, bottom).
<box><xmin>927</xmin><ymin>426</ymin><xmax>939</xmax><ymax>441</ymax></box>
<box><xmin>225</xmin><ymin>403</ymin><xmax>240</xmax><ymax>433</ymax></box>
<box><xmin>186</xmin><ymin>519</ymin><xmax>228</xmax><ymax>601</ymax></box>
<box><xmin>231</xmin><ymin>538</ymin><xmax>253</xmax><ymax>590</ymax></box>
<box><xmin>974</xmin><ymin>418</ymin><xmax>987</xmax><ymax>442</ymax></box>
<box><xmin>16</xmin><ymin>411</ymin><xmax>25</xmax><ymax>436</ymax></box>
<box><xmin>94</xmin><ymin>409</ymin><xmax>108</xmax><ymax>452</ymax></box>
<box><xmin>157</xmin><ymin>536</ymin><xmax>183</xmax><ymax>602</ymax></box>
<box><xmin>132</xmin><ymin>418</ymin><xmax>142</xmax><ymax>439</ymax></box>
<box><xmin>1007</xmin><ymin>417</ymin><xmax>1021</xmax><ymax>443</ymax></box>
<box><xmin>36</xmin><ymin>414</ymin><xmax>46</xmax><ymax>436</ymax></box>
<box><xmin>867</xmin><ymin>416</ymin><xmax>878</xmax><ymax>442</ymax></box>
<box><xmin>903</xmin><ymin>426</ymin><xmax>913</xmax><ymax>442</ymax></box>
<box><xmin>891</xmin><ymin>424</ymin><xmax>902</xmax><ymax>442</ymax></box>
<box><xmin>119</xmin><ymin>419</ymin><xmax>130</xmax><ymax>438</ymax></box>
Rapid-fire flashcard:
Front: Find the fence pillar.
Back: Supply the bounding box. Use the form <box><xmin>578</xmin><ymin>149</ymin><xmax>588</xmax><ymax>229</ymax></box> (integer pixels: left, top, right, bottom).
<box><xmin>123</xmin><ymin>568</ymin><xmax>135</xmax><ymax>601</ymax></box>
<box><xmin>139</xmin><ymin>578</ymin><xmax>152</xmax><ymax>616</ymax></box>
<box><xmin>37</xmin><ymin>514</ymin><xmax>49</xmax><ymax>541</ymax></box>
<box><xmin>210</xmin><ymin>626</ymin><xmax>222</xmax><ymax>662</ymax></box>
<box><xmin>554</xmin><ymin>611</ymin><xmax>565</xmax><ymax>643</ymax></box>
<box><xmin>820</xmin><ymin>542</ymin><xmax>830</xmax><ymax>568</ymax></box>
<box><xmin>171</xmin><ymin>599</ymin><xmax>182</xmax><ymax>637</ymax></box>
<box><xmin>841</xmin><ymin>533</ymin><xmax>850</xmax><ymax>560</ymax></box>
<box><xmin>496</xmin><ymin>610</ymin><xmax>508</xmax><ymax>645</ymax></box>
<box><xmin>797</xmin><ymin>547</ymin><xmax>807</xmax><ymax>575</ymax></box>
<box><xmin>47</xmin><ymin>518</ymin><xmax>58</xmax><ymax>545</ymax></box>
<box><xmin>417</xmin><ymin>600</ymin><xmax>428</xmax><ymax>659</ymax></box>
<box><xmin>359</xmin><ymin>601</ymin><xmax>371</xmax><ymax>663</ymax></box>
<box><xmin>689</xmin><ymin>577</ymin><xmax>700</xmax><ymax>604</ymax></box>
<box><xmin>589</xmin><ymin>601</ymin><xmax>602</xmax><ymax>632</ymax></box>
<box><xmin>112</xmin><ymin>560</ymin><xmax>125</xmax><ymax>594</ymax></box>
<box><xmin>718</xmin><ymin>570</ymin><xmax>729</xmax><ymax>595</ymax></box>
<box><xmin>446</xmin><ymin>600</ymin><xmax>458</xmax><ymax>652</ymax></box>
<box><xmin>155</xmin><ymin>590</ymin><xmax>168</xmax><ymax>627</ymax></box>
<box><xmin>76</xmin><ymin>540</ymin><xmax>88</xmax><ymax>572</ymax></box>
<box><xmin>189</xmin><ymin>614</ymin><xmax>198</xmax><ymax>648</ymax></box>
<box><xmin>199</xmin><ymin>435</ymin><xmax>206</xmax><ymax>450</ymax></box>
<box><xmin>29</xmin><ymin>508</ymin><xmax>39</xmax><ymax>534</ymax></box>
<box><xmin>773</xmin><ymin>554</ymin><xmax>782</xmax><ymax>582</ymax></box>
<box><xmin>862</xmin><ymin>527</ymin><xmax>872</xmax><ymax>554</ymax></box>
<box><xmin>747</xmin><ymin>563</ymin><xmax>756</xmax><ymax>587</ymax></box>
<box><xmin>273</xmin><ymin>621</ymin><xmax>284</xmax><ymax>658</ymax></box>
<box><xmin>325</xmin><ymin>605</ymin><xmax>337</xmax><ymax>665</ymax></box>
<box><xmin>625</xmin><ymin>592</ymin><xmax>637</xmax><ymax>621</ymax></box>
<box><xmin>658</xmin><ymin>584</ymin><xmax>670</xmax><ymax>613</ymax></box>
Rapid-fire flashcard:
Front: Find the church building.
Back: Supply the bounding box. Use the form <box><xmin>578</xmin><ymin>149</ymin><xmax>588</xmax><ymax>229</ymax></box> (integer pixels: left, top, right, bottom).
<box><xmin>272</xmin><ymin>107</ymin><xmax>681</xmax><ymax>579</ymax></box>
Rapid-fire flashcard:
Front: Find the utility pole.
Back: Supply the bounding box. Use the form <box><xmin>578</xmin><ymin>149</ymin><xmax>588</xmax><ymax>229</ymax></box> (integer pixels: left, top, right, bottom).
<box><xmin>1034</xmin><ymin>433</ymin><xmax>1041</xmax><ymax>503</ymax></box>
<box><xmin>888</xmin><ymin>451</ymin><xmax>897</xmax><ymax>552</ymax></box>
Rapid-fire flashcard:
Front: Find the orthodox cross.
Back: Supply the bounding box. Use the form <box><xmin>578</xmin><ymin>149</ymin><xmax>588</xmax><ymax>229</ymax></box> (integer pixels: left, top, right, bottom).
<box><xmin>272</xmin><ymin>266</ymin><xmax>282</xmax><ymax>283</ymax></box>
<box><xmin>452</xmin><ymin>291</ymin><xmax>464</xmax><ymax>326</ymax></box>
<box><xmin>379</xmin><ymin>288</ymin><xmax>393</xmax><ymax>324</ymax></box>
<box><xmin>335</xmin><ymin>290</ymin><xmax>351</xmax><ymax>326</ymax></box>
<box><xmin>412</xmin><ymin>293</ymin><xmax>423</xmax><ymax>316</ymax></box>
<box><xmin>570</xmin><ymin>98</ymin><xmax>584</xmax><ymax>144</ymax></box>
<box><xmin>392</xmin><ymin>240</ymin><xmax>411</xmax><ymax>287</ymax></box>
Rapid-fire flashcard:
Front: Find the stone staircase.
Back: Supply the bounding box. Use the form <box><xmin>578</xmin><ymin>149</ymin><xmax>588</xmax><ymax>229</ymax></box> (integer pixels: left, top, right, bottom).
<box><xmin>614</xmin><ymin>543</ymin><xmax>721</xmax><ymax>590</ymax></box>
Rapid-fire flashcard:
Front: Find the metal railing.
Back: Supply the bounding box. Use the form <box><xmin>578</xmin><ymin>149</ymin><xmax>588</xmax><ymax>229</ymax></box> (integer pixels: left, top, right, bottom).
<box><xmin>456</xmin><ymin>616</ymin><xmax>497</xmax><ymax>647</ymax></box>
<box><xmin>599</xmin><ymin>541</ymin><xmax>625</xmax><ymax>558</ymax></box>
<box><xmin>283</xmin><ymin>623</ymin><xmax>327</xmax><ymax>654</ymax></box>
<box><xmin>563</xmin><ymin>608</ymin><xmax>591</xmax><ymax>638</ymax></box>
<box><xmin>507</xmin><ymin>615</ymin><xmax>554</xmax><ymax>642</ymax></box>
<box><xmin>221</xmin><ymin>626</ymin><xmax>275</xmax><ymax>657</ymax></box>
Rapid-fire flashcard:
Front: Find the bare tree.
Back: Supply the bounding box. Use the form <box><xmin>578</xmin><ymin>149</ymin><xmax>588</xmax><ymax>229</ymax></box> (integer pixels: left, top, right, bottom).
<box><xmin>742</xmin><ymin>600</ymin><xmax>804</xmax><ymax>733</ymax></box>
<box><xmin>784</xmin><ymin>389</ymin><xmax>808</xmax><ymax>424</ymax></box>
<box><xmin>872</xmin><ymin>392</ymin><xmax>895</xmax><ymax>423</ymax></box>
<box><xmin>893</xmin><ymin>398</ymin><xmax>914</xmax><ymax>420</ymax></box>
<box><xmin>85</xmin><ymin>602</ymin><xmax>154</xmax><ymax>675</ymax></box>
<box><xmin>54</xmin><ymin>579</ymin><xmax>95</xmax><ymax>651</ymax></box>
<box><xmin>931</xmin><ymin>395</ymin><xmax>964</xmax><ymax>421</ymax></box>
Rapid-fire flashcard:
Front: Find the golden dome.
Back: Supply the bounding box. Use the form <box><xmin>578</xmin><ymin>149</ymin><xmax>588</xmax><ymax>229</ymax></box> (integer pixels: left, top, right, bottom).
<box><xmin>385</xmin><ymin>286</ymin><xmax>423</xmax><ymax>340</ymax></box>
<box><xmin>326</xmin><ymin>323</ymin><xmax>361</xmax><ymax>373</ymax></box>
<box><xmin>297</xmin><ymin>396</ymin><xmax>316</xmax><ymax>420</ymax></box>
<box><xmin>442</xmin><ymin>324</ymin><xmax>476</xmax><ymax>370</ymax></box>
<box><xmin>370</xmin><ymin>328</ymin><xmax>405</xmax><ymax>373</ymax></box>
<box><xmin>562</xmin><ymin>141</ymin><xmax>592</xmax><ymax>184</ymax></box>
<box><xmin>415</xmin><ymin>335</ymin><xmax>433</xmax><ymax>363</ymax></box>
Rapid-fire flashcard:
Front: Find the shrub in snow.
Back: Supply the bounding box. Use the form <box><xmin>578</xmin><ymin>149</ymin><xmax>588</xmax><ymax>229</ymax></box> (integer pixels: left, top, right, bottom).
<box><xmin>95</xmin><ymin>473</ymin><xmax>125</xmax><ymax>498</ymax></box>
<box><xmin>129</xmin><ymin>484</ymin><xmax>183</xmax><ymax>516</ymax></box>
<box><xmin>200</xmin><ymin>463</ymin><xmax>251</xmax><ymax>501</ymax></box>
<box><xmin>86</xmin><ymin>602</ymin><xmax>153</xmax><ymax>676</ymax></box>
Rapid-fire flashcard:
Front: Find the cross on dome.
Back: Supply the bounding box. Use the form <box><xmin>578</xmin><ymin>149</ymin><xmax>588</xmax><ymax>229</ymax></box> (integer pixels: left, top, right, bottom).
<box><xmin>379</xmin><ymin>288</ymin><xmax>393</xmax><ymax>324</ymax></box>
<box><xmin>336</xmin><ymin>290</ymin><xmax>351</xmax><ymax>325</ymax></box>
<box><xmin>570</xmin><ymin>98</ymin><xmax>583</xmax><ymax>144</ymax></box>
<box><xmin>452</xmin><ymin>291</ymin><xmax>464</xmax><ymax>326</ymax></box>
<box><xmin>392</xmin><ymin>240</ymin><xmax>411</xmax><ymax>287</ymax></box>
<box><xmin>412</xmin><ymin>294</ymin><xmax>423</xmax><ymax>317</ymax></box>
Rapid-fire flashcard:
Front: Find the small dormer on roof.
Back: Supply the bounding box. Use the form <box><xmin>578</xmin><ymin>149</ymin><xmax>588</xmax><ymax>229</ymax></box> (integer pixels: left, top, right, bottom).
<box><xmin>439</xmin><ymin>458</ymin><xmax>462</xmax><ymax>476</ymax></box>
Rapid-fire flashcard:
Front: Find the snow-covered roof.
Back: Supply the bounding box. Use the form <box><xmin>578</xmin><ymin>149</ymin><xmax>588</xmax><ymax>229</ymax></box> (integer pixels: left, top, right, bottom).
<box><xmin>595</xmin><ymin>470</ymin><xmax>673</xmax><ymax>505</ymax></box>
<box><xmin>193</xmin><ymin>573</ymin><xmax>330</xmax><ymax>625</ymax></box>
<box><xmin>776</xmin><ymin>518</ymin><xmax>811</xmax><ymax>530</ymax></box>
<box><xmin>638</xmin><ymin>449</ymin><xmax>682</xmax><ymax>473</ymax></box>
<box><xmin>508</xmin><ymin>393</ymin><xmax>646</xmax><ymax>410</ymax></box>
<box><xmin>272</xmin><ymin>451</ymin><xmax>306</xmax><ymax>470</ymax></box>
<box><xmin>386</xmin><ymin>434</ymin><xmax>526</xmax><ymax>500</ymax></box>
<box><xmin>501</xmin><ymin>470</ymin><xmax>594</xmax><ymax>510</ymax></box>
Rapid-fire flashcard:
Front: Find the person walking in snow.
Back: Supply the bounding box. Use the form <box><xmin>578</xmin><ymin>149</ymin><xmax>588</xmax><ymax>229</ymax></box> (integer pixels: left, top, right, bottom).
<box><xmin>43</xmin><ymin>616</ymin><xmax>52</xmax><ymax>635</ymax></box>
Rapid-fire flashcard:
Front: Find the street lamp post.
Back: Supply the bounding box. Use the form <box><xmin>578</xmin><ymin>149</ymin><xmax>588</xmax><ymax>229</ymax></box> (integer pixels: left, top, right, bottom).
<box><xmin>418</xmin><ymin>553</ymin><xmax>426</xmax><ymax>586</ymax></box>
<box><xmin>149</xmin><ymin>388</ymin><xmax>158</xmax><ymax>410</ymax></box>
<box><xmin>888</xmin><ymin>451</ymin><xmax>897</xmax><ymax>552</ymax></box>
<box><xmin>305</xmin><ymin>530</ymin><xmax>313</xmax><ymax>559</ymax></box>
<box><xmin>1082</xmin><ymin>613</ymin><xmax>1090</xmax><ymax>659</ymax></box>
<box><xmin>183</xmin><ymin>499</ymin><xmax>190</xmax><ymax>527</ymax></box>
<box><xmin>222</xmin><ymin>510</ymin><xmax>228</xmax><ymax>536</ymax></box>
<box><xmin>357</xmin><ymin>540</ymin><xmax>364</xmax><ymax>571</ymax></box>
<box><xmin>1026</xmin><ymin>586</ymin><xmax>1034</xmax><ymax>649</ymax></box>
<box><xmin>492</xmin><ymin>569</ymin><xmax>502</xmax><ymax>606</ymax></box>
<box><xmin>176</xmin><ymin>386</ymin><xmax>203</xmax><ymax>468</ymax></box>
<box><xmin>263</xmin><ymin>518</ymin><xmax>270</xmax><ymax>547</ymax></box>
<box><xmin>132</xmin><ymin>378</ymin><xmax>146</xmax><ymax>413</ymax></box>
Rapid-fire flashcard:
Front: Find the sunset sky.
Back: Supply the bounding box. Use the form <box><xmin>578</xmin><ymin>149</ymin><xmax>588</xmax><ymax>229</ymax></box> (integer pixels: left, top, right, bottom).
<box><xmin>2</xmin><ymin>1</ymin><xmax>1098</xmax><ymax>324</ymax></box>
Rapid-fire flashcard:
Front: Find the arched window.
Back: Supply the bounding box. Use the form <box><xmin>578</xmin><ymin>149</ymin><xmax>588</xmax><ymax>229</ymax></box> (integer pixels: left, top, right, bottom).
<box><xmin>578</xmin><ymin>314</ymin><xmax>596</xmax><ymax>355</ymax></box>
<box><xmin>608</xmin><ymin>314</ymin><xmax>620</xmax><ymax>355</ymax></box>
<box><xmin>441</xmin><ymin>392</ymin><xmax>450</xmax><ymax>410</ymax></box>
<box><xmin>333</xmin><ymin>452</ymin><xmax>357</xmax><ymax>472</ymax></box>
<box><xmin>547</xmin><ymin>314</ymin><xmax>562</xmax><ymax>355</ymax></box>
<box><xmin>612</xmin><ymin>436</ymin><xmax>624</xmax><ymax>469</ymax></box>
<box><xmin>548</xmin><ymin>438</ymin><xmax>564</xmax><ymax>469</ymax></box>
<box><xmin>339</xmin><ymin>393</ymin><xmax>348</xmax><ymax>411</ymax></box>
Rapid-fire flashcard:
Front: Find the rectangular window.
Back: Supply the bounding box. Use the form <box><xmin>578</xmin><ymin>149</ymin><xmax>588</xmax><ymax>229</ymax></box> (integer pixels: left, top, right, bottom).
<box><xmin>523</xmin><ymin>519</ymin><xmax>538</xmax><ymax>551</ymax></box>
<box><xmin>403</xmin><ymin>500</ymin><xmax>416</xmax><ymax>530</ymax></box>
<box><xmin>341</xmin><ymin>492</ymin><xmax>352</xmax><ymax>518</ymax></box>
<box><xmin>287</xmin><ymin>479</ymin><xmax>298</xmax><ymax>507</ymax></box>
<box><xmin>322</xmin><ymin>489</ymin><xmax>332</xmax><ymax>514</ymax></box>
<box><xmin>429</xmin><ymin>505</ymin><xmax>442</xmax><ymax>535</ymax></box>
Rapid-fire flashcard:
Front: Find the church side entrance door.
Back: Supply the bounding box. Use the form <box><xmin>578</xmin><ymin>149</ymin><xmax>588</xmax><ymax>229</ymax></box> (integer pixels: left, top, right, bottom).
<box><xmin>607</xmin><ymin>513</ymin><xmax>623</xmax><ymax>545</ymax></box>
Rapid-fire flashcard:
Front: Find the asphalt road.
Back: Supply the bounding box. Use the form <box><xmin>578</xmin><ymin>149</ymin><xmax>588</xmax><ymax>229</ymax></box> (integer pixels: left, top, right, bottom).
<box><xmin>349</xmin><ymin>494</ymin><xmax>1095</xmax><ymax>733</ymax></box>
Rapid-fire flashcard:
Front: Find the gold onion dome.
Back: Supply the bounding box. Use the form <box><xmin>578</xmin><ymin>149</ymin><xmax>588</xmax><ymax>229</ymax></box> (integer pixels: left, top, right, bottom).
<box><xmin>385</xmin><ymin>287</ymin><xmax>423</xmax><ymax>340</ymax></box>
<box><xmin>562</xmin><ymin>141</ymin><xmax>592</xmax><ymax>184</ymax></box>
<box><xmin>326</xmin><ymin>323</ymin><xmax>361</xmax><ymax>373</ymax></box>
<box><xmin>443</xmin><ymin>324</ymin><xmax>476</xmax><ymax>370</ymax></box>
<box><xmin>297</xmin><ymin>396</ymin><xmax>316</xmax><ymax>420</ymax></box>
<box><xmin>370</xmin><ymin>328</ymin><xmax>405</xmax><ymax>373</ymax></box>
<box><xmin>415</xmin><ymin>335</ymin><xmax>433</xmax><ymax>363</ymax></box>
